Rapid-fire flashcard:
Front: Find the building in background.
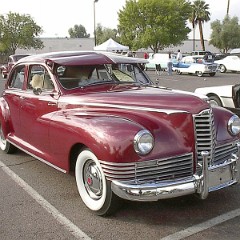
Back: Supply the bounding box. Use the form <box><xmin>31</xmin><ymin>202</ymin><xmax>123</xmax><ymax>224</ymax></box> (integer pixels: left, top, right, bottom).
<box><xmin>15</xmin><ymin>38</ymin><xmax>219</xmax><ymax>56</ymax></box>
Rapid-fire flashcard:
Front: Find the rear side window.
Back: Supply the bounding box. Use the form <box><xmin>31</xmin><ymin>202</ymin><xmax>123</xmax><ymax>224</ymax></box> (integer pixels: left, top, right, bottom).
<box><xmin>9</xmin><ymin>65</ymin><xmax>25</xmax><ymax>89</ymax></box>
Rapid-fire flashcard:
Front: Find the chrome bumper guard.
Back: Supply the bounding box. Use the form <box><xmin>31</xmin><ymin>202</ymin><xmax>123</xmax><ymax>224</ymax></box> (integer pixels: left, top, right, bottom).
<box><xmin>111</xmin><ymin>143</ymin><xmax>240</xmax><ymax>202</ymax></box>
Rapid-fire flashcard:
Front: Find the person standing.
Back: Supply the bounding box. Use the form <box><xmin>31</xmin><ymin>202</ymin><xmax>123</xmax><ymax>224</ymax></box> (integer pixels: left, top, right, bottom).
<box><xmin>203</xmin><ymin>52</ymin><xmax>215</xmax><ymax>62</ymax></box>
<box><xmin>144</xmin><ymin>52</ymin><xmax>149</xmax><ymax>59</ymax></box>
<box><xmin>176</xmin><ymin>49</ymin><xmax>182</xmax><ymax>62</ymax></box>
<box><xmin>167</xmin><ymin>52</ymin><xmax>173</xmax><ymax>75</ymax></box>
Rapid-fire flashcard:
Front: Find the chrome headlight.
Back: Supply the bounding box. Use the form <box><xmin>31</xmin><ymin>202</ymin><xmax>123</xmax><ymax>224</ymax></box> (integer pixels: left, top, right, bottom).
<box><xmin>134</xmin><ymin>130</ymin><xmax>154</xmax><ymax>155</ymax></box>
<box><xmin>228</xmin><ymin>115</ymin><xmax>240</xmax><ymax>135</ymax></box>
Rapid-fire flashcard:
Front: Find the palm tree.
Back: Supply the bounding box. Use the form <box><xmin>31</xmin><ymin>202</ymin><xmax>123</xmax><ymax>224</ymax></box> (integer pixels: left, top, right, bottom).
<box><xmin>191</xmin><ymin>0</ymin><xmax>210</xmax><ymax>51</ymax></box>
<box><xmin>189</xmin><ymin>10</ymin><xmax>196</xmax><ymax>51</ymax></box>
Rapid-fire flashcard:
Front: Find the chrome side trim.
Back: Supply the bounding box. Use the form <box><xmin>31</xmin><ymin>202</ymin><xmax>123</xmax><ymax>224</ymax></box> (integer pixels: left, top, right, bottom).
<box><xmin>60</xmin><ymin>101</ymin><xmax>188</xmax><ymax>115</ymax></box>
<box><xmin>8</xmin><ymin>140</ymin><xmax>67</xmax><ymax>173</ymax></box>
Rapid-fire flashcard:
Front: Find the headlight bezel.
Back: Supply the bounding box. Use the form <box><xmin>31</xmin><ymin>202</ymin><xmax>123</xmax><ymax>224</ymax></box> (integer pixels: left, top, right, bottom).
<box><xmin>133</xmin><ymin>129</ymin><xmax>154</xmax><ymax>155</ymax></box>
<box><xmin>228</xmin><ymin>115</ymin><xmax>240</xmax><ymax>135</ymax></box>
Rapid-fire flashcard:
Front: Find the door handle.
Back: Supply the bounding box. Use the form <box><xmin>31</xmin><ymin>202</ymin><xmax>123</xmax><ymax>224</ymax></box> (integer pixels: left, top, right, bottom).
<box><xmin>48</xmin><ymin>102</ymin><xmax>57</xmax><ymax>106</ymax></box>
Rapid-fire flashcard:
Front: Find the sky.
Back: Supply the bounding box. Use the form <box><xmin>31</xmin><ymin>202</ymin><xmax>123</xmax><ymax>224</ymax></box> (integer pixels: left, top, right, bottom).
<box><xmin>1</xmin><ymin>0</ymin><xmax>239</xmax><ymax>40</ymax></box>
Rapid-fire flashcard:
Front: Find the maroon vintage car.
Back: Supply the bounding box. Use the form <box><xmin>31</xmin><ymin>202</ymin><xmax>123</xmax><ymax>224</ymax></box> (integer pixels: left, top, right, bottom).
<box><xmin>1</xmin><ymin>54</ymin><xmax>30</xmax><ymax>78</ymax></box>
<box><xmin>0</xmin><ymin>51</ymin><xmax>240</xmax><ymax>216</ymax></box>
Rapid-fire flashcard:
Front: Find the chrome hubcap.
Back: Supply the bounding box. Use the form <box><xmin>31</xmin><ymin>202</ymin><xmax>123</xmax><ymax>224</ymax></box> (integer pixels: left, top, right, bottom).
<box><xmin>83</xmin><ymin>160</ymin><xmax>103</xmax><ymax>200</ymax></box>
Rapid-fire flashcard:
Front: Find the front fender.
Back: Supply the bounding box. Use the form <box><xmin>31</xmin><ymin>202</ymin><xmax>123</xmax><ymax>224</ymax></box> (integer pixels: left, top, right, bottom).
<box><xmin>212</xmin><ymin>106</ymin><xmax>240</xmax><ymax>143</ymax></box>
<box><xmin>48</xmin><ymin>112</ymin><xmax>145</xmax><ymax>164</ymax></box>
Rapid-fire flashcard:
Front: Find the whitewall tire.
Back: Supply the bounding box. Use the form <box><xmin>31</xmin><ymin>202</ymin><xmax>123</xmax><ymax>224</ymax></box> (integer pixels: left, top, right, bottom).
<box><xmin>75</xmin><ymin>149</ymin><xmax>121</xmax><ymax>216</ymax></box>
<box><xmin>0</xmin><ymin>123</ymin><xmax>16</xmax><ymax>154</ymax></box>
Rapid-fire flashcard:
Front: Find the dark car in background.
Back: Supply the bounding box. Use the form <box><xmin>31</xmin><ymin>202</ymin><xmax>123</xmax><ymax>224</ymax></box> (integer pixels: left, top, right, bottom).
<box><xmin>1</xmin><ymin>54</ymin><xmax>30</xmax><ymax>78</ymax></box>
<box><xmin>0</xmin><ymin>51</ymin><xmax>239</xmax><ymax>216</ymax></box>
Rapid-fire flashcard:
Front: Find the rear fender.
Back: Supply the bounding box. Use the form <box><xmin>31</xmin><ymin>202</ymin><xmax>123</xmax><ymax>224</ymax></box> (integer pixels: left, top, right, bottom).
<box><xmin>0</xmin><ymin>98</ymin><xmax>11</xmax><ymax>138</ymax></box>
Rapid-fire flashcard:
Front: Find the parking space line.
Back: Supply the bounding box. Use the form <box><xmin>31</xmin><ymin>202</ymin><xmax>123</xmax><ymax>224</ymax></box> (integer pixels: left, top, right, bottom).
<box><xmin>160</xmin><ymin>207</ymin><xmax>240</xmax><ymax>240</ymax></box>
<box><xmin>0</xmin><ymin>160</ymin><xmax>92</xmax><ymax>240</ymax></box>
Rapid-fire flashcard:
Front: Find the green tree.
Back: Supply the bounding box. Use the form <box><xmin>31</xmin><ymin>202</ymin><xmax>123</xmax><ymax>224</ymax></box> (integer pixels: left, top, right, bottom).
<box><xmin>0</xmin><ymin>12</ymin><xmax>43</xmax><ymax>55</ymax></box>
<box><xmin>191</xmin><ymin>0</ymin><xmax>210</xmax><ymax>51</ymax></box>
<box><xmin>118</xmin><ymin>0</ymin><xmax>191</xmax><ymax>53</ymax></box>
<box><xmin>209</xmin><ymin>16</ymin><xmax>240</xmax><ymax>53</ymax></box>
<box><xmin>95</xmin><ymin>24</ymin><xmax>118</xmax><ymax>45</ymax></box>
<box><xmin>68</xmin><ymin>24</ymin><xmax>90</xmax><ymax>38</ymax></box>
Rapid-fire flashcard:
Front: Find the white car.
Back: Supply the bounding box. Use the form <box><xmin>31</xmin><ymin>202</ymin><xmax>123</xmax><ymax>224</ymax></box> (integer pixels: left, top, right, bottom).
<box><xmin>173</xmin><ymin>55</ymin><xmax>218</xmax><ymax>77</ymax></box>
<box><xmin>194</xmin><ymin>84</ymin><xmax>240</xmax><ymax>116</ymax></box>
<box><xmin>215</xmin><ymin>55</ymin><xmax>240</xmax><ymax>73</ymax></box>
<box><xmin>145</xmin><ymin>53</ymin><xmax>177</xmax><ymax>70</ymax></box>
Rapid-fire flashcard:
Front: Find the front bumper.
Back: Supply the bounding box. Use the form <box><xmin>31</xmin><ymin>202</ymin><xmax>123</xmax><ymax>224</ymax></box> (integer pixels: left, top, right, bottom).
<box><xmin>111</xmin><ymin>144</ymin><xmax>240</xmax><ymax>201</ymax></box>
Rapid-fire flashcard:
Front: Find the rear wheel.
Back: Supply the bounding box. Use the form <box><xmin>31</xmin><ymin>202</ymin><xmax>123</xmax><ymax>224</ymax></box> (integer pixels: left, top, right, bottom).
<box><xmin>2</xmin><ymin>72</ymin><xmax>7</xmax><ymax>79</ymax></box>
<box><xmin>0</xmin><ymin>123</ymin><xmax>16</xmax><ymax>154</ymax></box>
<box><xmin>209</xmin><ymin>72</ymin><xmax>216</xmax><ymax>77</ymax></box>
<box><xmin>196</xmin><ymin>71</ymin><xmax>203</xmax><ymax>77</ymax></box>
<box><xmin>75</xmin><ymin>149</ymin><xmax>122</xmax><ymax>216</ymax></box>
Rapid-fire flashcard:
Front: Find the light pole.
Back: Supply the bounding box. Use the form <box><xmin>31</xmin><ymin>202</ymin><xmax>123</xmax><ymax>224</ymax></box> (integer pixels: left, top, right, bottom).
<box><xmin>94</xmin><ymin>0</ymin><xmax>98</xmax><ymax>46</ymax></box>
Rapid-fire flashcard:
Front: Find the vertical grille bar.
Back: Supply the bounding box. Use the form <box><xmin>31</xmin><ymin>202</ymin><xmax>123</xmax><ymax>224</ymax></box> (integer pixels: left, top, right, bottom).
<box><xmin>194</xmin><ymin>109</ymin><xmax>215</xmax><ymax>173</ymax></box>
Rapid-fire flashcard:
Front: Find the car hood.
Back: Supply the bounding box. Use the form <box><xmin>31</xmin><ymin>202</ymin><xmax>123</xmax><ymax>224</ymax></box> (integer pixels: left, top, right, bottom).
<box><xmin>61</xmin><ymin>86</ymin><xmax>209</xmax><ymax>115</ymax></box>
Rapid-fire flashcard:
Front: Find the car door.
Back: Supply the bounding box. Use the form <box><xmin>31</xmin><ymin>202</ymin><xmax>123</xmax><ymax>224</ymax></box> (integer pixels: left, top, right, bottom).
<box><xmin>223</xmin><ymin>56</ymin><xmax>240</xmax><ymax>71</ymax></box>
<box><xmin>19</xmin><ymin>64</ymin><xmax>59</xmax><ymax>158</ymax></box>
<box><xmin>3</xmin><ymin>64</ymin><xmax>27</xmax><ymax>137</ymax></box>
<box><xmin>230</xmin><ymin>56</ymin><xmax>240</xmax><ymax>71</ymax></box>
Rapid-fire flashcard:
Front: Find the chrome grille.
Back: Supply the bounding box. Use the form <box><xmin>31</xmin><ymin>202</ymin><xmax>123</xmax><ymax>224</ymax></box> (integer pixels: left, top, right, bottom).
<box><xmin>214</xmin><ymin>142</ymin><xmax>238</xmax><ymax>165</ymax></box>
<box><xmin>100</xmin><ymin>153</ymin><xmax>193</xmax><ymax>182</ymax></box>
<box><xmin>194</xmin><ymin>108</ymin><xmax>238</xmax><ymax>171</ymax></box>
<box><xmin>135</xmin><ymin>153</ymin><xmax>193</xmax><ymax>182</ymax></box>
<box><xmin>194</xmin><ymin>109</ymin><xmax>215</xmax><ymax>171</ymax></box>
<box><xmin>207</xmin><ymin>65</ymin><xmax>217</xmax><ymax>71</ymax></box>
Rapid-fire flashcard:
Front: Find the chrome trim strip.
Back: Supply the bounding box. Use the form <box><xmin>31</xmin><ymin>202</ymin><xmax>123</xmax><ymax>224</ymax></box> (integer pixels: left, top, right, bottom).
<box><xmin>8</xmin><ymin>140</ymin><xmax>67</xmax><ymax>173</ymax></box>
<box><xmin>61</xmin><ymin>101</ymin><xmax>188</xmax><ymax>115</ymax></box>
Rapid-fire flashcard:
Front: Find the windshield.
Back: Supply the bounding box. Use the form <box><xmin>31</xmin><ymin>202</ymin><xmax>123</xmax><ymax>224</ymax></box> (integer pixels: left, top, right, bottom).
<box><xmin>56</xmin><ymin>63</ymin><xmax>149</xmax><ymax>89</ymax></box>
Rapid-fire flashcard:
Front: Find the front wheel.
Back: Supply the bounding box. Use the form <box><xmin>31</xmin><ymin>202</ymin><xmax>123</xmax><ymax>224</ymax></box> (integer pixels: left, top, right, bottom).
<box><xmin>75</xmin><ymin>149</ymin><xmax>122</xmax><ymax>216</ymax></box>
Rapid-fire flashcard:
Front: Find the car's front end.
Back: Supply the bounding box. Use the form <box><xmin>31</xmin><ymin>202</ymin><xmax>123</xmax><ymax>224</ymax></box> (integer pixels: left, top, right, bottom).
<box><xmin>95</xmin><ymin>99</ymin><xmax>240</xmax><ymax>202</ymax></box>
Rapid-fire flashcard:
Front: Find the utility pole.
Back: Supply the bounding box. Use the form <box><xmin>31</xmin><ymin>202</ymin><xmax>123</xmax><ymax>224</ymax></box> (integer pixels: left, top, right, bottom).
<box><xmin>94</xmin><ymin>0</ymin><xmax>98</xmax><ymax>46</ymax></box>
<box><xmin>227</xmin><ymin>0</ymin><xmax>230</xmax><ymax>15</ymax></box>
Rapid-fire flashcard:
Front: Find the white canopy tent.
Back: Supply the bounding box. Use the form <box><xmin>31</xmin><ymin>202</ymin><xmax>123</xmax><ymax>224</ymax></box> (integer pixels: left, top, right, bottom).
<box><xmin>94</xmin><ymin>38</ymin><xmax>129</xmax><ymax>51</ymax></box>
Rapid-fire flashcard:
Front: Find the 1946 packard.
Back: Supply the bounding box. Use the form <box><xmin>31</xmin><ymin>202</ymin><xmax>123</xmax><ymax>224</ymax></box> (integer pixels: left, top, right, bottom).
<box><xmin>0</xmin><ymin>51</ymin><xmax>239</xmax><ymax>216</ymax></box>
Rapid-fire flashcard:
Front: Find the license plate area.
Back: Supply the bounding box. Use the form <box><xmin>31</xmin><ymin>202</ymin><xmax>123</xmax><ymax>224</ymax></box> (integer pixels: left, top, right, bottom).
<box><xmin>208</xmin><ymin>164</ymin><xmax>233</xmax><ymax>189</ymax></box>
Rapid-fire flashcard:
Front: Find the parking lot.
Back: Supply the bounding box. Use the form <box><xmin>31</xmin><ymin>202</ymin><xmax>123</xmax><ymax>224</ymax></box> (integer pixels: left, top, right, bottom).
<box><xmin>1</xmin><ymin>71</ymin><xmax>240</xmax><ymax>240</ymax></box>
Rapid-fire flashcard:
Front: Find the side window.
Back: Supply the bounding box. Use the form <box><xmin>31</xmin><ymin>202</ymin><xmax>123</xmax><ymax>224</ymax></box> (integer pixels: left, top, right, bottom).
<box><xmin>28</xmin><ymin>65</ymin><xmax>54</xmax><ymax>90</ymax></box>
<box><xmin>9</xmin><ymin>65</ymin><xmax>25</xmax><ymax>89</ymax></box>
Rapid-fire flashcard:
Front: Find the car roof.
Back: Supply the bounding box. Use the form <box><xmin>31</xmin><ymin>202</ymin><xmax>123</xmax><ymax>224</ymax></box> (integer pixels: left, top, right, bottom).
<box><xmin>183</xmin><ymin>55</ymin><xmax>203</xmax><ymax>59</ymax></box>
<box><xmin>17</xmin><ymin>51</ymin><xmax>148</xmax><ymax>66</ymax></box>
<box><xmin>10</xmin><ymin>54</ymin><xmax>30</xmax><ymax>61</ymax></box>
